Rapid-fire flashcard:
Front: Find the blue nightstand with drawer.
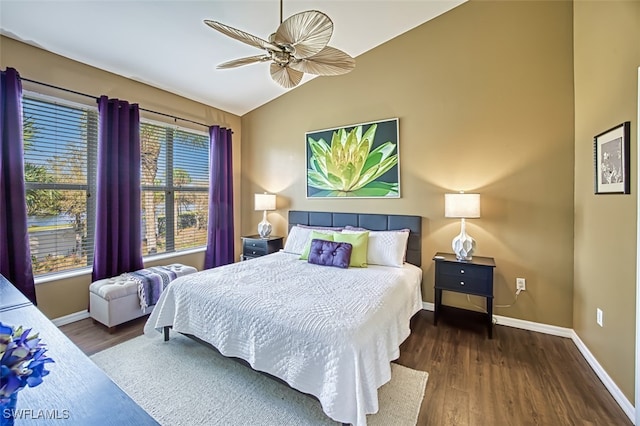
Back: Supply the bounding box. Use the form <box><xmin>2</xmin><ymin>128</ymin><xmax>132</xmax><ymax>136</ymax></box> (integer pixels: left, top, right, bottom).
<box><xmin>433</xmin><ymin>252</ymin><xmax>496</xmax><ymax>338</ymax></box>
<box><xmin>241</xmin><ymin>235</ymin><xmax>283</xmax><ymax>260</ymax></box>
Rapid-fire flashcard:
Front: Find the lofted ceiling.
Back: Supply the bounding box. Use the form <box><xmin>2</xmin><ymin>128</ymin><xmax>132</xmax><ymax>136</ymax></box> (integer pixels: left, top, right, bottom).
<box><xmin>0</xmin><ymin>1</ymin><xmax>465</xmax><ymax>116</ymax></box>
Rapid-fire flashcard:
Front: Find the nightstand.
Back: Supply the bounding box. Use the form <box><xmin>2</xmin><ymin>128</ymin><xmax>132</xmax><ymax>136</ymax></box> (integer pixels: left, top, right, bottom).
<box><xmin>241</xmin><ymin>235</ymin><xmax>283</xmax><ymax>260</ymax></box>
<box><xmin>433</xmin><ymin>252</ymin><xmax>496</xmax><ymax>338</ymax></box>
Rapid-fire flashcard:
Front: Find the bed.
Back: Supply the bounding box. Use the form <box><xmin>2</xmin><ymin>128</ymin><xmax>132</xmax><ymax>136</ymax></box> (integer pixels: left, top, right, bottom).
<box><xmin>144</xmin><ymin>211</ymin><xmax>423</xmax><ymax>425</ymax></box>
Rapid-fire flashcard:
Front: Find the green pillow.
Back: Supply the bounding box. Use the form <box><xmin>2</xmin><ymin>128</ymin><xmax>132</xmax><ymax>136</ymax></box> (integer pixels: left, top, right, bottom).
<box><xmin>299</xmin><ymin>231</ymin><xmax>335</xmax><ymax>260</ymax></box>
<box><xmin>333</xmin><ymin>232</ymin><xmax>369</xmax><ymax>267</ymax></box>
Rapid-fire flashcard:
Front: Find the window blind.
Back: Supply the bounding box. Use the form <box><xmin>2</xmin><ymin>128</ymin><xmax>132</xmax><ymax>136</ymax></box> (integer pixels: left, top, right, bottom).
<box><xmin>140</xmin><ymin>122</ymin><xmax>209</xmax><ymax>256</ymax></box>
<box><xmin>22</xmin><ymin>95</ymin><xmax>98</xmax><ymax>276</ymax></box>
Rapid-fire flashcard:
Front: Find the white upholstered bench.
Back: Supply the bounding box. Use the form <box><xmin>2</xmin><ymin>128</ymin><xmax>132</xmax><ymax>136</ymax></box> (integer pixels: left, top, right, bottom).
<box><xmin>89</xmin><ymin>263</ymin><xmax>197</xmax><ymax>331</ymax></box>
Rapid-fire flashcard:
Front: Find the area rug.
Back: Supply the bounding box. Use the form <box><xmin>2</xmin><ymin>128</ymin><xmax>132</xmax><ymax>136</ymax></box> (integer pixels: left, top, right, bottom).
<box><xmin>91</xmin><ymin>333</ymin><xmax>428</xmax><ymax>425</ymax></box>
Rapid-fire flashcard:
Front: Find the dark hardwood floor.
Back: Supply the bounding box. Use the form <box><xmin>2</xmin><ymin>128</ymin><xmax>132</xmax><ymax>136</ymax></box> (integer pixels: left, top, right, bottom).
<box><xmin>60</xmin><ymin>308</ymin><xmax>631</xmax><ymax>425</ymax></box>
<box><xmin>60</xmin><ymin>316</ymin><xmax>147</xmax><ymax>356</ymax></box>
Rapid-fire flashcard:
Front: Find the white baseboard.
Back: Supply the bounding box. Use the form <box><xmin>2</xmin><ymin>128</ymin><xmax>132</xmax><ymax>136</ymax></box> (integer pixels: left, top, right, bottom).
<box><xmin>571</xmin><ymin>331</ymin><xmax>635</xmax><ymax>423</ymax></box>
<box><xmin>493</xmin><ymin>314</ymin><xmax>574</xmax><ymax>338</ymax></box>
<box><xmin>420</xmin><ymin>303</ymin><xmax>635</xmax><ymax>424</ymax></box>
<box><xmin>51</xmin><ymin>310</ymin><xmax>90</xmax><ymax>327</ymax></box>
<box><xmin>422</xmin><ymin>302</ymin><xmax>573</xmax><ymax>337</ymax></box>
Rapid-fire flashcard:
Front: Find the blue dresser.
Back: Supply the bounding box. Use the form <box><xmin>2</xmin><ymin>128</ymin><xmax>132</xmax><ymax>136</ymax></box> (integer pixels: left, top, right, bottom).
<box><xmin>0</xmin><ymin>274</ymin><xmax>158</xmax><ymax>425</ymax></box>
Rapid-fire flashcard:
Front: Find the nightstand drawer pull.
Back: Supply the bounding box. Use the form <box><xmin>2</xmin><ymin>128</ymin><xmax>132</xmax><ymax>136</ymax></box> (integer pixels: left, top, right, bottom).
<box><xmin>460</xmin><ymin>269</ymin><xmax>465</xmax><ymax>274</ymax></box>
<box><xmin>460</xmin><ymin>281</ymin><xmax>465</xmax><ymax>285</ymax></box>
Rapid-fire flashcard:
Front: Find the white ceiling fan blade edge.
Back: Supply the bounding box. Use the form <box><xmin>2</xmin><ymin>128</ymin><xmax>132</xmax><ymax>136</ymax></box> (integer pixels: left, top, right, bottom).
<box><xmin>217</xmin><ymin>55</ymin><xmax>270</xmax><ymax>69</ymax></box>
<box><xmin>204</xmin><ymin>20</ymin><xmax>282</xmax><ymax>52</ymax></box>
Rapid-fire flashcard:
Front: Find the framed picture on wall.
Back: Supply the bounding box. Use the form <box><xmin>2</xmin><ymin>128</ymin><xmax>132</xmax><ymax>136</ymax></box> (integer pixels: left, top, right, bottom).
<box><xmin>305</xmin><ymin>118</ymin><xmax>400</xmax><ymax>198</ymax></box>
<box><xmin>594</xmin><ymin>121</ymin><xmax>630</xmax><ymax>194</ymax></box>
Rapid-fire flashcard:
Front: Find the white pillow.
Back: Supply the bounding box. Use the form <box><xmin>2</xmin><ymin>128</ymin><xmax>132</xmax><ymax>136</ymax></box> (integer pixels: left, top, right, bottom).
<box><xmin>342</xmin><ymin>229</ymin><xmax>409</xmax><ymax>267</ymax></box>
<box><xmin>283</xmin><ymin>226</ymin><xmax>338</xmax><ymax>255</ymax></box>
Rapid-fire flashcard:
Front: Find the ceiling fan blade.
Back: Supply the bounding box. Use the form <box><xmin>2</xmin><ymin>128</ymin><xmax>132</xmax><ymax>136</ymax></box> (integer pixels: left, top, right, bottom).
<box><xmin>204</xmin><ymin>20</ymin><xmax>282</xmax><ymax>52</ymax></box>
<box><xmin>274</xmin><ymin>10</ymin><xmax>332</xmax><ymax>59</ymax></box>
<box><xmin>217</xmin><ymin>55</ymin><xmax>271</xmax><ymax>69</ymax></box>
<box><xmin>270</xmin><ymin>63</ymin><xmax>304</xmax><ymax>89</ymax></box>
<box><xmin>289</xmin><ymin>46</ymin><xmax>355</xmax><ymax>76</ymax></box>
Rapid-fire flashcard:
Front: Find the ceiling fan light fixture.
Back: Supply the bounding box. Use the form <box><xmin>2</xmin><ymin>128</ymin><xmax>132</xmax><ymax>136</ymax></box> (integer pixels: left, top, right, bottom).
<box><xmin>204</xmin><ymin>3</ymin><xmax>355</xmax><ymax>89</ymax></box>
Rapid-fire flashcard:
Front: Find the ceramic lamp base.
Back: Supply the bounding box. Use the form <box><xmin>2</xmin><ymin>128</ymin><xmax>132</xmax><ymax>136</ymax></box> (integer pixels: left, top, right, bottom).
<box><xmin>452</xmin><ymin>218</ymin><xmax>476</xmax><ymax>260</ymax></box>
<box><xmin>257</xmin><ymin>210</ymin><xmax>272</xmax><ymax>238</ymax></box>
<box><xmin>258</xmin><ymin>221</ymin><xmax>272</xmax><ymax>239</ymax></box>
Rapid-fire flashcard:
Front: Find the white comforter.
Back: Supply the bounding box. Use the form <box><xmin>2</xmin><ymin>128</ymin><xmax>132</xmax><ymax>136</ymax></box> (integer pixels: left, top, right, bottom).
<box><xmin>144</xmin><ymin>251</ymin><xmax>422</xmax><ymax>425</ymax></box>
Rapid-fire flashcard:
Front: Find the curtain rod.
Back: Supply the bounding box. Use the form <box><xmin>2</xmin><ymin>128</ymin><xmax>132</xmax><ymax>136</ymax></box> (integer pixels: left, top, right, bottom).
<box><xmin>20</xmin><ymin>77</ymin><xmax>211</xmax><ymax>129</ymax></box>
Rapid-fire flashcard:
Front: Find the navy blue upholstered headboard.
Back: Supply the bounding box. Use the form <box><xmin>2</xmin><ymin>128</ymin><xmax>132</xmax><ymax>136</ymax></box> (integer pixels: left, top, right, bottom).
<box><xmin>288</xmin><ymin>210</ymin><xmax>422</xmax><ymax>267</ymax></box>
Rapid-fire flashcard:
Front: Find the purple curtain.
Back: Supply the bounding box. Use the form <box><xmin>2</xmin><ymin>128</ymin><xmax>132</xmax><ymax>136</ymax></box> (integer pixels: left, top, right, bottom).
<box><xmin>0</xmin><ymin>68</ymin><xmax>36</xmax><ymax>303</ymax></box>
<box><xmin>204</xmin><ymin>126</ymin><xmax>234</xmax><ymax>268</ymax></box>
<box><xmin>92</xmin><ymin>96</ymin><xmax>143</xmax><ymax>281</ymax></box>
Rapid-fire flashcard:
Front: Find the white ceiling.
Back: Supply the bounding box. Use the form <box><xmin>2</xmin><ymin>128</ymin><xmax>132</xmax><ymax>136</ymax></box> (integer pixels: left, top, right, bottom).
<box><xmin>0</xmin><ymin>0</ymin><xmax>465</xmax><ymax>116</ymax></box>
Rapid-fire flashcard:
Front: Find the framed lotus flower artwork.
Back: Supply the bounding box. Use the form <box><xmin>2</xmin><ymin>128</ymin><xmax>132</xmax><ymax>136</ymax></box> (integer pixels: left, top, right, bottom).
<box><xmin>306</xmin><ymin>118</ymin><xmax>400</xmax><ymax>198</ymax></box>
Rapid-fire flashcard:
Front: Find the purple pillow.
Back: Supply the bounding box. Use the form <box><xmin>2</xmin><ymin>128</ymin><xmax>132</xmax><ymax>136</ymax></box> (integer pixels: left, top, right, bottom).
<box><xmin>307</xmin><ymin>239</ymin><xmax>352</xmax><ymax>269</ymax></box>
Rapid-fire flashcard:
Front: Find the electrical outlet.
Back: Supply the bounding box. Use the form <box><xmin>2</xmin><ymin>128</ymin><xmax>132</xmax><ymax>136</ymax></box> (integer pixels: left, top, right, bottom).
<box><xmin>596</xmin><ymin>308</ymin><xmax>603</xmax><ymax>327</ymax></box>
<box><xmin>516</xmin><ymin>278</ymin><xmax>526</xmax><ymax>291</ymax></box>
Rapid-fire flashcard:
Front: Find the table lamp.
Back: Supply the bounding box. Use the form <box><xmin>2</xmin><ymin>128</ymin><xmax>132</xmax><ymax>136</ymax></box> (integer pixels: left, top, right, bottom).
<box><xmin>445</xmin><ymin>192</ymin><xmax>480</xmax><ymax>260</ymax></box>
<box><xmin>255</xmin><ymin>193</ymin><xmax>276</xmax><ymax>238</ymax></box>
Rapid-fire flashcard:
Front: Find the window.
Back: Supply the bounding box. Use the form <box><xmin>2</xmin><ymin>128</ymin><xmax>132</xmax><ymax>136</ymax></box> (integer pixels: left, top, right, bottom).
<box><xmin>22</xmin><ymin>93</ymin><xmax>210</xmax><ymax>277</ymax></box>
<box><xmin>140</xmin><ymin>122</ymin><xmax>209</xmax><ymax>256</ymax></box>
<box><xmin>22</xmin><ymin>95</ymin><xmax>97</xmax><ymax>276</ymax></box>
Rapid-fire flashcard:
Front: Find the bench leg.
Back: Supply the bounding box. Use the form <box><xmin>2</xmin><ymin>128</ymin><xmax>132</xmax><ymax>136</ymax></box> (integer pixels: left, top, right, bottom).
<box><xmin>163</xmin><ymin>326</ymin><xmax>170</xmax><ymax>341</ymax></box>
<box><xmin>107</xmin><ymin>326</ymin><xmax>116</xmax><ymax>334</ymax></box>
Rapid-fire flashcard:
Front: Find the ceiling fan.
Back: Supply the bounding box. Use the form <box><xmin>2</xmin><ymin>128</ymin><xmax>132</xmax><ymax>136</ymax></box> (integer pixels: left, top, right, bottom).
<box><xmin>204</xmin><ymin>0</ymin><xmax>355</xmax><ymax>89</ymax></box>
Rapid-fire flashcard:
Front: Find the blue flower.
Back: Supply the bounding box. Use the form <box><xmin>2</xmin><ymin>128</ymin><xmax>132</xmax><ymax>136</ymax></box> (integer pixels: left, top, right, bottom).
<box><xmin>0</xmin><ymin>322</ymin><xmax>54</xmax><ymax>402</ymax></box>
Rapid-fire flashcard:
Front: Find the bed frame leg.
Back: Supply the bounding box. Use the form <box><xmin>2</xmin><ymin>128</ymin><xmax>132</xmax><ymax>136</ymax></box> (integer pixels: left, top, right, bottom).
<box><xmin>163</xmin><ymin>326</ymin><xmax>170</xmax><ymax>341</ymax></box>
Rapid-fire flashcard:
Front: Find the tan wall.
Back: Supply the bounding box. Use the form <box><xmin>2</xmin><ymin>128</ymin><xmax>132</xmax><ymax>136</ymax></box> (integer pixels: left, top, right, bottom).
<box><xmin>573</xmin><ymin>1</ymin><xmax>639</xmax><ymax>404</ymax></box>
<box><xmin>0</xmin><ymin>36</ymin><xmax>243</xmax><ymax>320</ymax></box>
<box><xmin>242</xmin><ymin>1</ymin><xmax>575</xmax><ymax>326</ymax></box>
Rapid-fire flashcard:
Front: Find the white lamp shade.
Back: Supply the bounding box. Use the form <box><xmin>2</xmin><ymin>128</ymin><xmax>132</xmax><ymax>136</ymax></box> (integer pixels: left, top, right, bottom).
<box><xmin>254</xmin><ymin>193</ymin><xmax>276</xmax><ymax>211</ymax></box>
<box><xmin>445</xmin><ymin>193</ymin><xmax>480</xmax><ymax>218</ymax></box>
